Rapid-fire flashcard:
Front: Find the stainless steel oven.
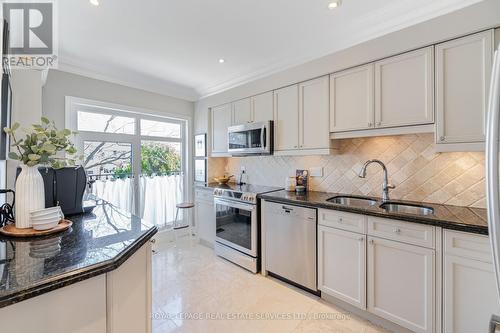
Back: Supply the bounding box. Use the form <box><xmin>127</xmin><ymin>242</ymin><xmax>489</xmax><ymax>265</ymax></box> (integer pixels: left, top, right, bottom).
<box><xmin>214</xmin><ymin>198</ymin><xmax>257</xmax><ymax>256</ymax></box>
<box><xmin>227</xmin><ymin>120</ymin><xmax>273</xmax><ymax>155</ymax></box>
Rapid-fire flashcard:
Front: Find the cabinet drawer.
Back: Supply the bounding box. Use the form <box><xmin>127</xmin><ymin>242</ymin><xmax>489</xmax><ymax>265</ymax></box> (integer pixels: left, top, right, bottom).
<box><xmin>318</xmin><ymin>209</ymin><xmax>366</xmax><ymax>234</ymax></box>
<box><xmin>444</xmin><ymin>230</ymin><xmax>491</xmax><ymax>263</ymax></box>
<box><xmin>195</xmin><ymin>189</ymin><xmax>214</xmax><ymax>203</ymax></box>
<box><xmin>367</xmin><ymin>216</ymin><xmax>435</xmax><ymax>249</ymax></box>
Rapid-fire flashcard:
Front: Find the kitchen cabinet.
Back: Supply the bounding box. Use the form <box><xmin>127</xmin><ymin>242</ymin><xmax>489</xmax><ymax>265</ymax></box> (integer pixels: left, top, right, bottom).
<box><xmin>106</xmin><ymin>243</ymin><xmax>152</xmax><ymax>333</ymax></box>
<box><xmin>374</xmin><ymin>47</ymin><xmax>434</xmax><ymax>128</ymax></box>
<box><xmin>443</xmin><ymin>230</ymin><xmax>500</xmax><ymax>333</ymax></box>
<box><xmin>318</xmin><ymin>225</ymin><xmax>366</xmax><ymax>310</ymax></box>
<box><xmin>435</xmin><ymin>30</ymin><xmax>494</xmax><ymax>149</ymax></box>
<box><xmin>0</xmin><ymin>242</ymin><xmax>152</xmax><ymax>333</ymax></box>
<box><xmin>252</xmin><ymin>91</ymin><xmax>274</xmax><ymax>123</ymax></box>
<box><xmin>232</xmin><ymin>98</ymin><xmax>252</xmax><ymax>125</ymax></box>
<box><xmin>274</xmin><ymin>76</ymin><xmax>330</xmax><ymax>153</ymax></box>
<box><xmin>330</xmin><ymin>47</ymin><xmax>434</xmax><ymax>136</ymax></box>
<box><xmin>274</xmin><ymin>84</ymin><xmax>299</xmax><ymax>151</ymax></box>
<box><xmin>299</xmin><ymin>76</ymin><xmax>330</xmax><ymax>149</ymax></box>
<box><xmin>330</xmin><ymin>64</ymin><xmax>374</xmax><ymax>132</ymax></box>
<box><xmin>232</xmin><ymin>92</ymin><xmax>274</xmax><ymax>125</ymax></box>
<box><xmin>195</xmin><ymin>188</ymin><xmax>215</xmax><ymax>246</ymax></box>
<box><xmin>211</xmin><ymin>103</ymin><xmax>232</xmax><ymax>154</ymax></box>
<box><xmin>367</xmin><ymin>236</ymin><xmax>434</xmax><ymax>333</ymax></box>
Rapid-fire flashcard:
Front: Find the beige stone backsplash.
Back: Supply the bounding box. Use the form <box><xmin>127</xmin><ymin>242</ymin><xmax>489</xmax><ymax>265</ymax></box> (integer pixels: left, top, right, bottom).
<box><xmin>210</xmin><ymin>133</ymin><xmax>486</xmax><ymax>208</ymax></box>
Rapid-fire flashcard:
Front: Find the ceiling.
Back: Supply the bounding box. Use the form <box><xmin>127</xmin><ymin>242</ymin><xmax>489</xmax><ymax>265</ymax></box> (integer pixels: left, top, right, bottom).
<box><xmin>57</xmin><ymin>0</ymin><xmax>484</xmax><ymax>101</ymax></box>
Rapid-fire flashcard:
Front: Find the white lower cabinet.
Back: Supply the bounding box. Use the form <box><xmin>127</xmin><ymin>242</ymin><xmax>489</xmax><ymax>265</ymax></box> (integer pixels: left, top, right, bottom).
<box><xmin>367</xmin><ymin>236</ymin><xmax>435</xmax><ymax>333</ymax></box>
<box><xmin>195</xmin><ymin>188</ymin><xmax>215</xmax><ymax>246</ymax></box>
<box><xmin>318</xmin><ymin>225</ymin><xmax>366</xmax><ymax>309</ymax></box>
<box><xmin>443</xmin><ymin>230</ymin><xmax>500</xmax><ymax>333</ymax></box>
<box><xmin>0</xmin><ymin>242</ymin><xmax>152</xmax><ymax>333</ymax></box>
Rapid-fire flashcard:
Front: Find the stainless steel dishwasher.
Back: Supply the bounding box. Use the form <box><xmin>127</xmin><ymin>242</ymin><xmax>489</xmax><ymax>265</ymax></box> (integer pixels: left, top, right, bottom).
<box><xmin>264</xmin><ymin>201</ymin><xmax>318</xmax><ymax>293</ymax></box>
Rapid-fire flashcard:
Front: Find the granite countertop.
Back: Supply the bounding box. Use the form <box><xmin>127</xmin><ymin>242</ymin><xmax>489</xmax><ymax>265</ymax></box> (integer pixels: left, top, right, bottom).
<box><xmin>0</xmin><ymin>201</ymin><xmax>158</xmax><ymax>308</ymax></box>
<box><xmin>260</xmin><ymin>190</ymin><xmax>488</xmax><ymax>235</ymax></box>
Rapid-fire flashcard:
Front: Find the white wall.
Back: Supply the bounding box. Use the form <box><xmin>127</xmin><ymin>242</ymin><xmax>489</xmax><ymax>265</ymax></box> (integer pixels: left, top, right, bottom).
<box><xmin>6</xmin><ymin>69</ymin><xmax>44</xmax><ymax>189</ymax></box>
<box><xmin>43</xmin><ymin>70</ymin><xmax>194</xmax><ymax>130</ymax></box>
<box><xmin>195</xmin><ymin>0</ymin><xmax>500</xmax><ymax>136</ymax></box>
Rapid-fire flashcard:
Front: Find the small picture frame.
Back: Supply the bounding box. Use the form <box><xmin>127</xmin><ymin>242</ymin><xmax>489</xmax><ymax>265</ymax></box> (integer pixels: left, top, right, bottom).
<box><xmin>195</xmin><ymin>133</ymin><xmax>207</xmax><ymax>157</ymax></box>
<box><xmin>195</xmin><ymin>159</ymin><xmax>207</xmax><ymax>183</ymax></box>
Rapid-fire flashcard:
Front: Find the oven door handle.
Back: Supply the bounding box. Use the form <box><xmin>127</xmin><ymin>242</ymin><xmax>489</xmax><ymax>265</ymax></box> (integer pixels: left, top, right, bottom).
<box><xmin>214</xmin><ymin>198</ymin><xmax>257</xmax><ymax>211</ymax></box>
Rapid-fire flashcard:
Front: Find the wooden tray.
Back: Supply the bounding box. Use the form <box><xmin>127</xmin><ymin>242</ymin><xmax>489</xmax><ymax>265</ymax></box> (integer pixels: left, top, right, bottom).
<box><xmin>0</xmin><ymin>219</ymin><xmax>72</xmax><ymax>238</ymax></box>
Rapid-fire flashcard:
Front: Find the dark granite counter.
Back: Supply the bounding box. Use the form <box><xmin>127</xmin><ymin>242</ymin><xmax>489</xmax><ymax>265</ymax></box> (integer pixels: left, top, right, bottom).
<box><xmin>0</xmin><ymin>201</ymin><xmax>157</xmax><ymax>308</ymax></box>
<box><xmin>260</xmin><ymin>190</ymin><xmax>488</xmax><ymax>235</ymax></box>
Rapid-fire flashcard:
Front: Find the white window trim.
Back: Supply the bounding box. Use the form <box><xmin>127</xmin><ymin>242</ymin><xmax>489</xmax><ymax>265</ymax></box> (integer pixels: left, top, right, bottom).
<box><xmin>65</xmin><ymin>96</ymin><xmax>193</xmax><ymax>218</ymax></box>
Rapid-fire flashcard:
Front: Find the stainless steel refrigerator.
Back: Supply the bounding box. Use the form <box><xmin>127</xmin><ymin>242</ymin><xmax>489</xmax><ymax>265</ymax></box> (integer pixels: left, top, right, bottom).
<box><xmin>485</xmin><ymin>42</ymin><xmax>500</xmax><ymax>332</ymax></box>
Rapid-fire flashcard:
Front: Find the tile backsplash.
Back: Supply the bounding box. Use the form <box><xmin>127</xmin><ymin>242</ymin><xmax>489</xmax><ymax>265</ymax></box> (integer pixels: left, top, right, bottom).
<box><xmin>211</xmin><ymin>133</ymin><xmax>485</xmax><ymax>208</ymax></box>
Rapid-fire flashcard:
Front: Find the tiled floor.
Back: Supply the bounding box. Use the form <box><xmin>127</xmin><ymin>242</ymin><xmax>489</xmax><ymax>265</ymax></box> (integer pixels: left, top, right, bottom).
<box><xmin>152</xmin><ymin>241</ymin><xmax>389</xmax><ymax>333</ymax></box>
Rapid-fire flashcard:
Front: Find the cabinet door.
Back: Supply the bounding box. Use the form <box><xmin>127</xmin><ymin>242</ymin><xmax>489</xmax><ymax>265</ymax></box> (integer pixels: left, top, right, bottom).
<box><xmin>318</xmin><ymin>226</ymin><xmax>366</xmax><ymax>309</ymax></box>
<box><xmin>232</xmin><ymin>98</ymin><xmax>252</xmax><ymax>125</ymax></box>
<box><xmin>195</xmin><ymin>198</ymin><xmax>215</xmax><ymax>245</ymax></box>
<box><xmin>436</xmin><ymin>30</ymin><xmax>493</xmax><ymax>144</ymax></box>
<box><xmin>367</xmin><ymin>237</ymin><xmax>434</xmax><ymax>333</ymax></box>
<box><xmin>330</xmin><ymin>64</ymin><xmax>374</xmax><ymax>132</ymax></box>
<box><xmin>274</xmin><ymin>85</ymin><xmax>299</xmax><ymax>151</ymax></box>
<box><xmin>299</xmin><ymin>76</ymin><xmax>330</xmax><ymax>149</ymax></box>
<box><xmin>444</xmin><ymin>254</ymin><xmax>500</xmax><ymax>333</ymax></box>
<box><xmin>252</xmin><ymin>91</ymin><xmax>274</xmax><ymax>123</ymax></box>
<box><xmin>211</xmin><ymin>103</ymin><xmax>232</xmax><ymax>153</ymax></box>
<box><xmin>374</xmin><ymin>47</ymin><xmax>434</xmax><ymax>128</ymax></box>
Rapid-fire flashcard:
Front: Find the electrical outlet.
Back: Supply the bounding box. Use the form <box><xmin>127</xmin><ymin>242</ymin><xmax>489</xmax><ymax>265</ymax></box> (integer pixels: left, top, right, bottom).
<box><xmin>310</xmin><ymin>167</ymin><xmax>323</xmax><ymax>177</ymax></box>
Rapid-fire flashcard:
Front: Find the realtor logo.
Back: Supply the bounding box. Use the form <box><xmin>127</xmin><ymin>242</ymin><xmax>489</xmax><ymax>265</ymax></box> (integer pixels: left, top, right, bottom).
<box><xmin>2</xmin><ymin>1</ymin><xmax>58</xmax><ymax>69</ymax></box>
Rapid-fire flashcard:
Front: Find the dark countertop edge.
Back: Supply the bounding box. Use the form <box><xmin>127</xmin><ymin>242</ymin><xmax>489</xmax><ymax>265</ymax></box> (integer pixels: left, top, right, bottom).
<box><xmin>259</xmin><ymin>195</ymin><xmax>488</xmax><ymax>236</ymax></box>
<box><xmin>0</xmin><ymin>226</ymin><xmax>158</xmax><ymax>309</ymax></box>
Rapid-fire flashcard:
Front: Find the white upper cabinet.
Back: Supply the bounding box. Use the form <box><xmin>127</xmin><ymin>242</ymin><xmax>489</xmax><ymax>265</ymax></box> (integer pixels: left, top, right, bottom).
<box><xmin>274</xmin><ymin>84</ymin><xmax>299</xmax><ymax>151</ymax></box>
<box><xmin>330</xmin><ymin>64</ymin><xmax>374</xmax><ymax>132</ymax></box>
<box><xmin>252</xmin><ymin>91</ymin><xmax>274</xmax><ymax>123</ymax></box>
<box><xmin>211</xmin><ymin>103</ymin><xmax>232</xmax><ymax>154</ymax></box>
<box><xmin>436</xmin><ymin>30</ymin><xmax>493</xmax><ymax>145</ymax></box>
<box><xmin>374</xmin><ymin>47</ymin><xmax>434</xmax><ymax>128</ymax></box>
<box><xmin>318</xmin><ymin>226</ymin><xmax>366</xmax><ymax>310</ymax></box>
<box><xmin>232</xmin><ymin>98</ymin><xmax>252</xmax><ymax>125</ymax></box>
<box><xmin>299</xmin><ymin>76</ymin><xmax>330</xmax><ymax>149</ymax></box>
<box><xmin>367</xmin><ymin>236</ymin><xmax>434</xmax><ymax>333</ymax></box>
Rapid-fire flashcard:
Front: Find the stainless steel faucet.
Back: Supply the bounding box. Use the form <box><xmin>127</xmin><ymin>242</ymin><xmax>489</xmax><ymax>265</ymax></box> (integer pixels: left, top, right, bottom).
<box><xmin>358</xmin><ymin>159</ymin><xmax>395</xmax><ymax>202</ymax></box>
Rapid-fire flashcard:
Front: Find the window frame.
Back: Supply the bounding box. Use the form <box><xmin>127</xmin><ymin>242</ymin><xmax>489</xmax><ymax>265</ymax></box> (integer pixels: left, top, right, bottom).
<box><xmin>65</xmin><ymin>96</ymin><xmax>191</xmax><ymax>219</ymax></box>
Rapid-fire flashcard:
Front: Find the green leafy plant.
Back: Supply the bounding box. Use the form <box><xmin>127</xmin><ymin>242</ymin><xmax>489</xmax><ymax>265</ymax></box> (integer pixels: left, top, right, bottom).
<box><xmin>4</xmin><ymin>117</ymin><xmax>81</xmax><ymax>168</ymax></box>
<box><xmin>112</xmin><ymin>142</ymin><xmax>181</xmax><ymax>178</ymax></box>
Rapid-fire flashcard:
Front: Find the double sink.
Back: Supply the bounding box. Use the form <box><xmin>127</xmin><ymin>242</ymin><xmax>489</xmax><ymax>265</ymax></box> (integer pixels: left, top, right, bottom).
<box><xmin>327</xmin><ymin>195</ymin><xmax>434</xmax><ymax>216</ymax></box>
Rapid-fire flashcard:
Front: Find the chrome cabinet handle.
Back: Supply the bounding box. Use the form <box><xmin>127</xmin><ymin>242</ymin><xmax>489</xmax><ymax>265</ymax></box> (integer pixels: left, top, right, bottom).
<box><xmin>376</xmin><ymin>122</ymin><xmax>382</xmax><ymax>126</ymax></box>
<box><xmin>338</xmin><ymin>217</ymin><xmax>343</xmax><ymax>222</ymax></box>
<box><xmin>359</xmin><ymin>237</ymin><xmax>364</xmax><ymax>242</ymax></box>
<box><xmin>368</xmin><ymin>122</ymin><xmax>373</xmax><ymax>127</ymax></box>
<box><xmin>440</xmin><ymin>136</ymin><xmax>445</xmax><ymax>142</ymax></box>
<box><xmin>369</xmin><ymin>239</ymin><xmax>374</xmax><ymax>245</ymax></box>
<box><xmin>393</xmin><ymin>228</ymin><xmax>401</xmax><ymax>234</ymax></box>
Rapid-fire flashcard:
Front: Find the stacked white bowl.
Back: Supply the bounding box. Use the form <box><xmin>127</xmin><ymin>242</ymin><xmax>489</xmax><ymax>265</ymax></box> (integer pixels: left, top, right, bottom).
<box><xmin>30</xmin><ymin>207</ymin><xmax>64</xmax><ymax>231</ymax></box>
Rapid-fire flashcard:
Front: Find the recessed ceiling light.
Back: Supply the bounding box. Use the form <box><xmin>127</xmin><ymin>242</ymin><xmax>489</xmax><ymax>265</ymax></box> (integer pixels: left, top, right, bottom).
<box><xmin>218</xmin><ymin>58</ymin><xmax>225</xmax><ymax>64</ymax></box>
<box><xmin>328</xmin><ymin>0</ymin><xmax>341</xmax><ymax>10</ymax></box>
<box><xmin>90</xmin><ymin>0</ymin><xmax>99</xmax><ymax>6</ymax></box>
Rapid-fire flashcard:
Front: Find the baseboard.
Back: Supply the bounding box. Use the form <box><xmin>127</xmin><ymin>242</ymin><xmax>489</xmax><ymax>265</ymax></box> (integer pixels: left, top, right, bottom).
<box><xmin>321</xmin><ymin>293</ymin><xmax>415</xmax><ymax>333</ymax></box>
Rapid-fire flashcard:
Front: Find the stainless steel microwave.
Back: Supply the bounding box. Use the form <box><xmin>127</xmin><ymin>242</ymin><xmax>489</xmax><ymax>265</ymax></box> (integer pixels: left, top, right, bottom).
<box><xmin>227</xmin><ymin>120</ymin><xmax>274</xmax><ymax>156</ymax></box>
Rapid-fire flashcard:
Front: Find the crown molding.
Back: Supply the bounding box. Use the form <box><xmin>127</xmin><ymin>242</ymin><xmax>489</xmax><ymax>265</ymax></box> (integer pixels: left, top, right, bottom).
<box><xmin>196</xmin><ymin>0</ymin><xmax>483</xmax><ymax>99</ymax></box>
<box><xmin>56</xmin><ymin>59</ymin><xmax>199</xmax><ymax>102</ymax></box>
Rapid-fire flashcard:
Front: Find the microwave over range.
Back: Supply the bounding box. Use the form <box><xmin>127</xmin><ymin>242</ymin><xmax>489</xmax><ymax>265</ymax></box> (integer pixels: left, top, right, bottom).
<box><xmin>227</xmin><ymin>120</ymin><xmax>274</xmax><ymax>156</ymax></box>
